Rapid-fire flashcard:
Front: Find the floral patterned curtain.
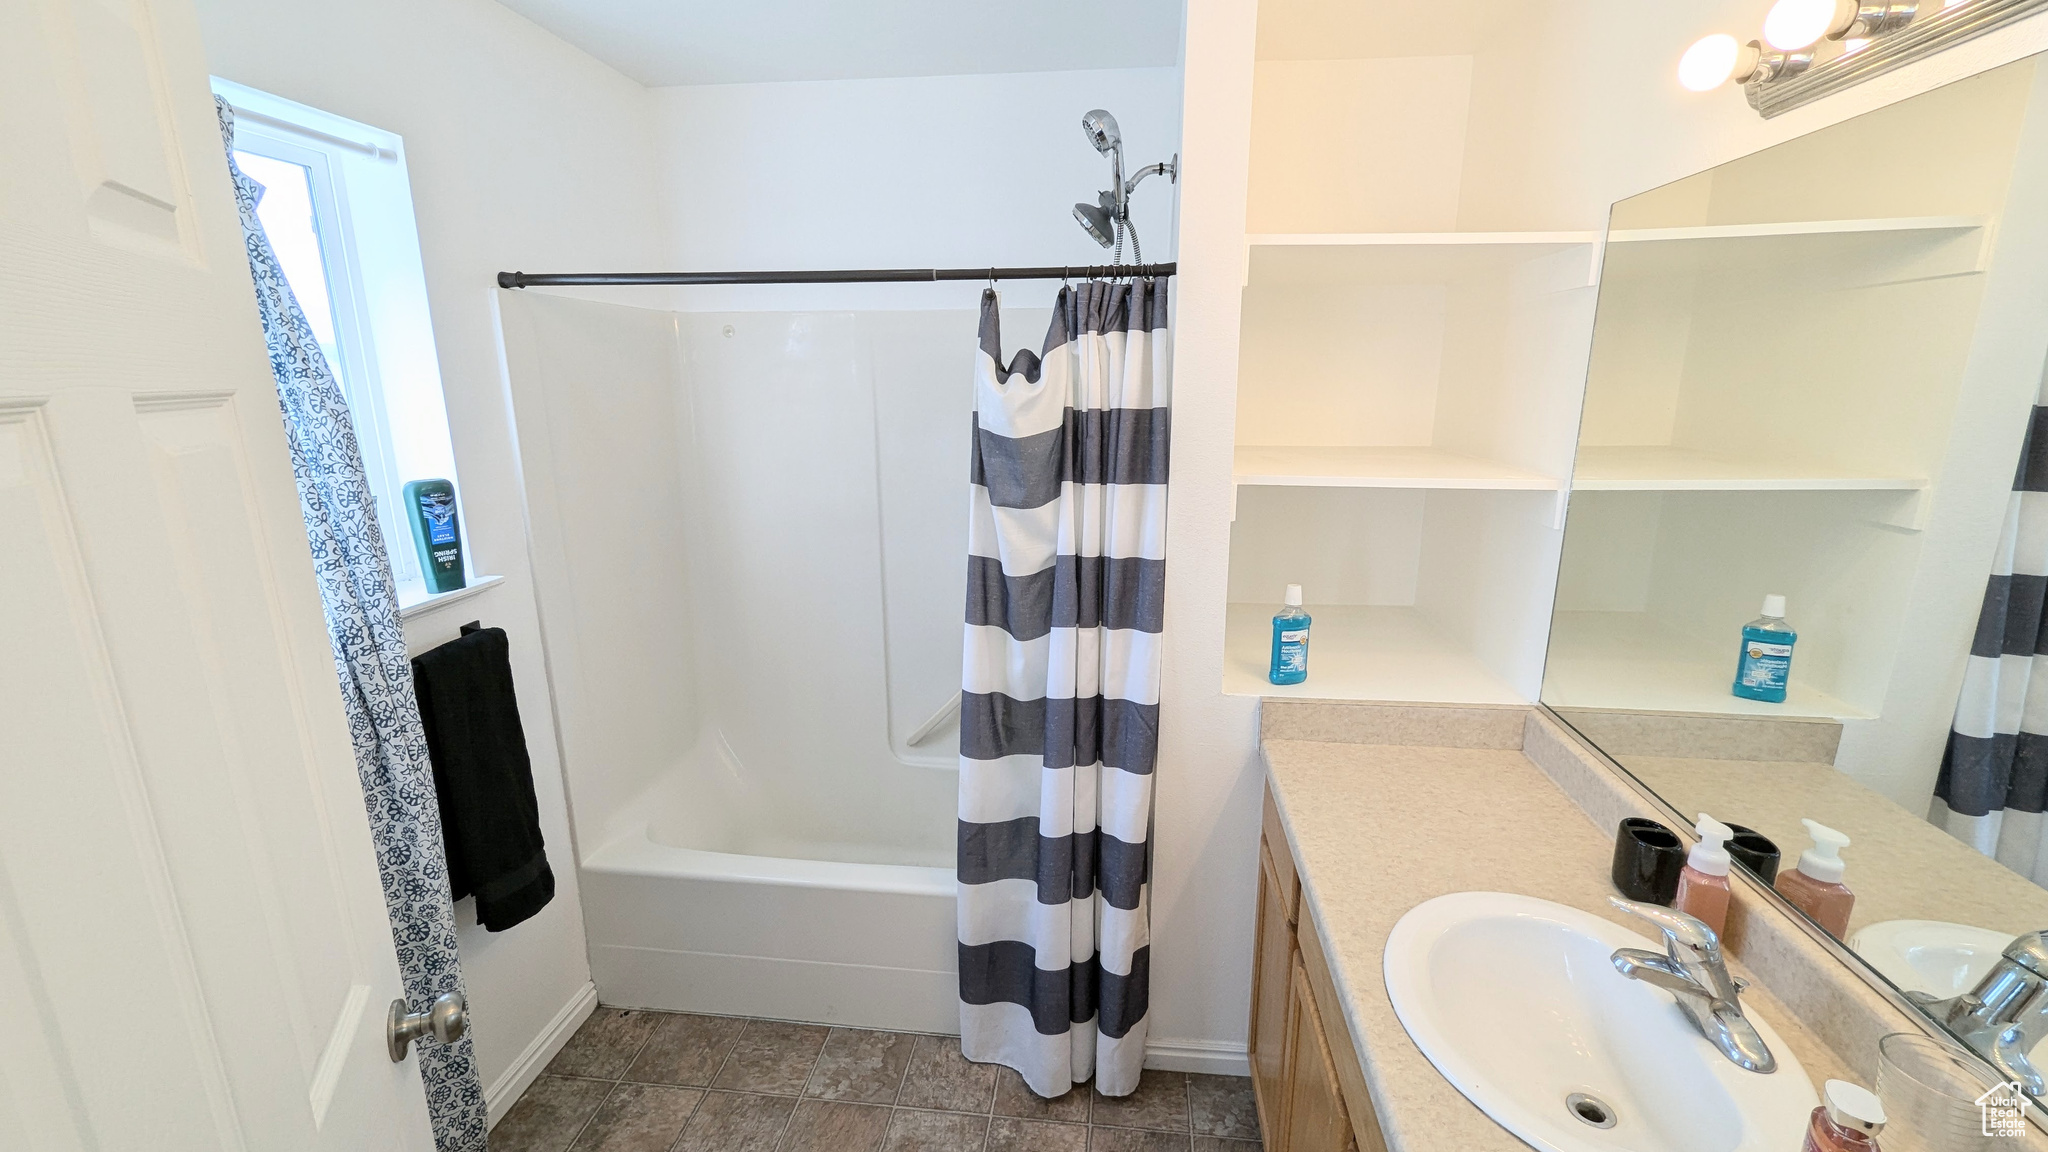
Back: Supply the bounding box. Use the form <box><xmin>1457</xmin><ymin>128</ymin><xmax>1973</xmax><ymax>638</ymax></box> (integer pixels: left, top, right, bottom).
<box><xmin>217</xmin><ymin>97</ymin><xmax>487</xmax><ymax>1151</ymax></box>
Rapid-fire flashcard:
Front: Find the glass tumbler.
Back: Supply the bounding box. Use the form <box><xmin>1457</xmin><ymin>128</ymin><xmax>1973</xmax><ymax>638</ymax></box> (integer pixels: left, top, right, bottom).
<box><xmin>1875</xmin><ymin>1031</ymin><xmax>2014</xmax><ymax>1152</ymax></box>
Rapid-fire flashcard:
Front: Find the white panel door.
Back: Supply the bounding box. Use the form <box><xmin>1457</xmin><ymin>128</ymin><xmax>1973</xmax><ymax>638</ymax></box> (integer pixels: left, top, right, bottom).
<box><xmin>0</xmin><ymin>0</ymin><xmax>440</xmax><ymax>1148</ymax></box>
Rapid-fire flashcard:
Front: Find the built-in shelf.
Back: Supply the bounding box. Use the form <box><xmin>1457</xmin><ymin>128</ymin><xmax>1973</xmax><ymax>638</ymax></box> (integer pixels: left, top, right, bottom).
<box><xmin>1543</xmin><ymin>610</ymin><xmax>1873</xmax><ymax>721</ymax></box>
<box><xmin>1607</xmin><ymin>215</ymin><xmax>1986</xmax><ymax>246</ymax></box>
<box><xmin>1571</xmin><ymin>446</ymin><xmax>1928</xmax><ymax>492</ymax></box>
<box><xmin>397</xmin><ymin>573</ymin><xmax>504</xmax><ymax>620</ymax></box>
<box><xmin>1602</xmin><ymin>216</ymin><xmax>1987</xmax><ymax>286</ymax></box>
<box><xmin>1245</xmin><ymin>230</ymin><xmax>1600</xmax><ymax>286</ymax></box>
<box><xmin>1235</xmin><ymin>446</ymin><xmax>1562</xmax><ymax>491</ymax></box>
<box><xmin>1223</xmin><ymin>603</ymin><xmax>1524</xmax><ymax>703</ymax></box>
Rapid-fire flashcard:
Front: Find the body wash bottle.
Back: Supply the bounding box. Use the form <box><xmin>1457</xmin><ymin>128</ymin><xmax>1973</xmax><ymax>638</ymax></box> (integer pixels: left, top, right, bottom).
<box><xmin>1672</xmin><ymin>814</ymin><xmax>1735</xmax><ymax>938</ymax></box>
<box><xmin>403</xmin><ymin>478</ymin><xmax>467</xmax><ymax>594</ymax></box>
<box><xmin>1269</xmin><ymin>584</ymin><xmax>1311</xmax><ymax>686</ymax></box>
<box><xmin>1777</xmin><ymin>819</ymin><xmax>1855</xmax><ymax>938</ymax></box>
<box><xmin>1732</xmin><ymin>594</ymin><xmax>1796</xmax><ymax>703</ymax></box>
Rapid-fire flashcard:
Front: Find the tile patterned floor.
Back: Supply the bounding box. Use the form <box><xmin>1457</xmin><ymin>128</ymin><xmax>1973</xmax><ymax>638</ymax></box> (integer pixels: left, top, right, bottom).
<box><xmin>494</xmin><ymin>1007</ymin><xmax>1265</xmax><ymax>1152</ymax></box>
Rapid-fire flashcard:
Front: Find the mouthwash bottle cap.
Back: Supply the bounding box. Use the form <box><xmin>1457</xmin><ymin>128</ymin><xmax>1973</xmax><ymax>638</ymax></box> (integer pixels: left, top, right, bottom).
<box><xmin>1688</xmin><ymin>813</ymin><xmax>1733</xmax><ymax>877</ymax></box>
<box><xmin>1761</xmin><ymin>594</ymin><xmax>1787</xmax><ymax>618</ymax></box>
<box><xmin>1796</xmin><ymin>818</ymin><xmax>1851</xmax><ymax>884</ymax></box>
<box><xmin>1284</xmin><ymin>584</ymin><xmax>1303</xmax><ymax>608</ymax></box>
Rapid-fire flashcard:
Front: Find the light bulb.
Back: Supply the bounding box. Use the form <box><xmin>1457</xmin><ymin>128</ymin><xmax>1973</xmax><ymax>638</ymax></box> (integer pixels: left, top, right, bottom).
<box><xmin>1764</xmin><ymin>0</ymin><xmax>1849</xmax><ymax>49</ymax></box>
<box><xmin>1678</xmin><ymin>34</ymin><xmax>1741</xmax><ymax>91</ymax></box>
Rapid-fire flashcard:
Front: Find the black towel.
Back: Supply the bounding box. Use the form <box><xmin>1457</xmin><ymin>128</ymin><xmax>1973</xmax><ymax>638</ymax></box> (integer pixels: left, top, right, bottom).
<box><xmin>411</xmin><ymin>627</ymin><xmax>555</xmax><ymax>932</ymax></box>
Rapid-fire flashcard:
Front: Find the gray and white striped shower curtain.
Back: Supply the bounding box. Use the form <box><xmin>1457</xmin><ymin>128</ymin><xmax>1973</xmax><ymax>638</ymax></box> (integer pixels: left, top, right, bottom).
<box><xmin>957</xmin><ymin>280</ymin><xmax>1170</xmax><ymax>1098</ymax></box>
<box><xmin>1934</xmin><ymin>379</ymin><xmax>2048</xmax><ymax>885</ymax></box>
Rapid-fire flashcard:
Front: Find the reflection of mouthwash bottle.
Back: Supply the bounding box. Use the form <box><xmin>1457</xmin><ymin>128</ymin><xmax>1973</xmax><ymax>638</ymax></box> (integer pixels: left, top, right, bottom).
<box><xmin>1732</xmin><ymin>594</ymin><xmax>1795</xmax><ymax>703</ymax></box>
<box><xmin>1269</xmin><ymin>584</ymin><xmax>1311</xmax><ymax>686</ymax></box>
<box><xmin>403</xmin><ymin>479</ymin><xmax>466</xmax><ymax>593</ymax></box>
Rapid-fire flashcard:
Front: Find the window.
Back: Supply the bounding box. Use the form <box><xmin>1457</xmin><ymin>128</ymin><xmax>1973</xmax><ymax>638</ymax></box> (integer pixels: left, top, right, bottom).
<box><xmin>213</xmin><ymin>78</ymin><xmax>465</xmax><ymax>605</ymax></box>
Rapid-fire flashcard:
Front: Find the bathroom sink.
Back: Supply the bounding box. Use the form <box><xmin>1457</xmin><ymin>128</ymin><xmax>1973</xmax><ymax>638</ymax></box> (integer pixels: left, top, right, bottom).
<box><xmin>1848</xmin><ymin>919</ymin><xmax>2015</xmax><ymax>999</ymax></box>
<box><xmin>1384</xmin><ymin>892</ymin><xmax>1817</xmax><ymax>1152</ymax></box>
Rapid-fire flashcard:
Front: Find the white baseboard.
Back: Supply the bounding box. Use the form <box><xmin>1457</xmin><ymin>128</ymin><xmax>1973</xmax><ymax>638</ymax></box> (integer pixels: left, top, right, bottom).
<box><xmin>1145</xmin><ymin>1037</ymin><xmax>1251</xmax><ymax>1077</ymax></box>
<box><xmin>485</xmin><ymin>981</ymin><xmax>598</xmax><ymax>1128</ymax></box>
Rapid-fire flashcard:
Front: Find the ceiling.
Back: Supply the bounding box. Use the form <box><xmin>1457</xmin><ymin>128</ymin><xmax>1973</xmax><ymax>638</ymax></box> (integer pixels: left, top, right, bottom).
<box><xmin>492</xmin><ymin>0</ymin><xmax>1186</xmax><ymax>87</ymax></box>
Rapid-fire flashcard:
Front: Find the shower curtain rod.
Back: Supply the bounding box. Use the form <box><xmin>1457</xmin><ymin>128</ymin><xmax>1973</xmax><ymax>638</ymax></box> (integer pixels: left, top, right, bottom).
<box><xmin>495</xmin><ymin>263</ymin><xmax>1175</xmax><ymax>289</ymax></box>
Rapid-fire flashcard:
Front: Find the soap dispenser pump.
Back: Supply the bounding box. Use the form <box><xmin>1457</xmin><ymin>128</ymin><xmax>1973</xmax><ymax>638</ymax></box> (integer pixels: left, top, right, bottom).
<box><xmin>1673</xmin><ymin>813</ymin><xmax>1735</xmax><ymax>938</ymax></box>
<box><xmin>1776</xmin><ymin>819</ymin><xmax>1855</xmax><ymax>938</ymax></box>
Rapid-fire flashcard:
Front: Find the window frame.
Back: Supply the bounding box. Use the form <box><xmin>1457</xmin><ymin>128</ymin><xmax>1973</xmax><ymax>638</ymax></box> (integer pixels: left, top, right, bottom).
<box><xmin>213</xmin><ymin>79</ymin><xmax>466</xmax><ymax>603</ymax></box>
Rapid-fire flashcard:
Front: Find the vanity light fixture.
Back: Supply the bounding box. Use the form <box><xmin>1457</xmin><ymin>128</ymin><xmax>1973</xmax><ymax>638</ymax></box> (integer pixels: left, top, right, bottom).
<box><xmin>1676</xmin><ymin>34</ymin><xmax>1809</xmax><ymax>90</ymax></box>
<box><xmin>1679</xmin><ymin>34</ymin><xmax>1760</xmax><ymax>90</ymax></box>
<box><xmin>1679</xmin><ymin>0</ymin><xmax>2048</xmax><ymax>117</ymax></box>
<box><xmin>1764</xmin><ymin>0</ymin><xmax>1916</xmax><ymax>51</ymax></box>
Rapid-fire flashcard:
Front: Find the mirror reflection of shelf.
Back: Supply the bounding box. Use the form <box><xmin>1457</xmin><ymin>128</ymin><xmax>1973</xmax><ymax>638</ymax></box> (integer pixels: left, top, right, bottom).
<box><xmin>1222</xmin><ymin>603</ymin><xmax>1523</xmax><ymax>703</ymax></box>
<box><xmin>1572</xmin><ymin>446</ymin><xmax>1929</xmax><ymax>492</ymax></box>
<box><xmin>1245</xmin><ymin>231</ymin><xmax>1599</xmax><ymax>286</ymax></box>
<box><xmin>1601</xmin><ymin>216</ymin><xmax>1988</xmax><ymax>288</ymax></box>
<box><xmin>1606</xmin><ymin>215</ymin><xmax>1986</xmax><ymax>247</ymax></box>
<box><xmin>1545</xmin><ymin>610</ymin><xmax>1874</xmax><ymax>722</ymax></box>
<box><xmin>1235</xmin><ymin>445</ymin><xmax>1561</xmax><ymax>491</ymax></box>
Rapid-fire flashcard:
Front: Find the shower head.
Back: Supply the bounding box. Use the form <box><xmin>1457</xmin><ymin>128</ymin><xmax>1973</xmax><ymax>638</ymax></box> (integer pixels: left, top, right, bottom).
<box><xmin>1074</xmin><ymin>194</ymin><xmax>1117</xmax><ymax>249</ymax></box>
<box><xmin>1081</xmin><ymin>109</ymin><xmax>1122</xmax><ymax>155</ymax></box>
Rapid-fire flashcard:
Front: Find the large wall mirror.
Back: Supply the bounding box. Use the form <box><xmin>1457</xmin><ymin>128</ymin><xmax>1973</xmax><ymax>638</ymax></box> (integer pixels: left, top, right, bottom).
<box><xmin>1544</xmin><ymin>52</ymin><xmax>2048</xmax><ymax>1082</ymax></box>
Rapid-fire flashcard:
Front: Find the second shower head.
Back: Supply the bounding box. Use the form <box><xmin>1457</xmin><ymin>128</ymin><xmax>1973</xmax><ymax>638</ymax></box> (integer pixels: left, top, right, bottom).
<box><xmin>1081</xmin><ymin>109</ymin><xmax>1122</xmax><ymax>155</ymax></box>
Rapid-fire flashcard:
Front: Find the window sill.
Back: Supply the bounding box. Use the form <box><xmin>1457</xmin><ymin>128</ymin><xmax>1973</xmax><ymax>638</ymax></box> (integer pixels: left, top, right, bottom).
<box><xmin>397</xmin><ymin>574</ymin><xmax>504</xmax><ymax>621</ymax></box>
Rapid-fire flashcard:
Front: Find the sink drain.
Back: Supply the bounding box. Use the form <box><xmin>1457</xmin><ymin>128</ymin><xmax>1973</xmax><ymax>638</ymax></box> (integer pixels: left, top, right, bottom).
<box><xmin>1565</xmin><ymin>1092</ymin><xmax>1617</xmax><ymax>1130</ymax></box>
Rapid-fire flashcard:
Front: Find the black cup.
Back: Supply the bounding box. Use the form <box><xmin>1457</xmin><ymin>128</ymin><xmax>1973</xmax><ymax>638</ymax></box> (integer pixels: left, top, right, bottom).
<box><xmin>1725</xmin><ymin>824</ymin><xmax>1782</xmax><ymax>885</ymax></box>
<box><xmin>1612</xmin><ymin>818</ymin><xmax>1686</xmax><ymax>905</ymax></box>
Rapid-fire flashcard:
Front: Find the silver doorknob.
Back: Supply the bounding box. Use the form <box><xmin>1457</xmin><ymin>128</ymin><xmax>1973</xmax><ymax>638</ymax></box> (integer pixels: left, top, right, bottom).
<box><xmin>387</xmin><ymin>991</ymin><xmax>468</xmax><ymax>1062</ymax></box>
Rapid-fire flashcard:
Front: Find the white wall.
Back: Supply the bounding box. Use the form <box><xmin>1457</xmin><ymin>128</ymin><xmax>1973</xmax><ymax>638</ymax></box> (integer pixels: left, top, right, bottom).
<box><xmin>191</xmin><ymin>0</ymin><xmax>667</xmax><ymax>1118</ymax></box>
<box><xmin>1460</xmin><ymin>4</ymin><xmax>2048</xmax><ymax>230</ymax></box>
<box><xmin>649</xmin><ymin>68</ymin><xmax>1184</xmax><ymax>312</ymax></box>
<box><xmin>1150</xmin><ymin>0</ymin><xmax>1265</xmax><ymax>1071</ymax></box>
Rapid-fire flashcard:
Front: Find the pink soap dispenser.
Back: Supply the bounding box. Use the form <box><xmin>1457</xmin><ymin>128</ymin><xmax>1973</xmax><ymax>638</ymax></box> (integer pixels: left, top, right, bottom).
<box><xmin>1672</xmin><ymin>813</ymin><xmax>1734</xmax><ymax>938</ymax></box>
<box><xmin>1776</xmin><ymin>819</ymin><xmax>1855</xmax><ymax>938</ymax></box>
<box><xmin>1802</xmin><ymin>1079</ymin><xmax>1885</xmax><ymax>1152</ymax></box>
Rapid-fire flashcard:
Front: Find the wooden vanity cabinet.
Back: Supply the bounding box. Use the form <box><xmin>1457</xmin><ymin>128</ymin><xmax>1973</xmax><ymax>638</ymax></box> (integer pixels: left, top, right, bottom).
<box><xmin>1249</xmin><ymin>787</ymin><xmax>1389</xmax><ymax>1152</ymax></box>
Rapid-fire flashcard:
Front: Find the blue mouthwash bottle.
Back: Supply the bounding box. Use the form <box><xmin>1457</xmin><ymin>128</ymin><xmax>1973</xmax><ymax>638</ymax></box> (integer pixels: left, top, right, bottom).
<box><xmin>1732</xmin><ymin>594</ymin><xmax>1796</xmax><ymax>703</ymax></box>
<box><xmin>1269</xmin><ymin>584</ymin><xmax>1311</xmax><ymax>685</ymax></box>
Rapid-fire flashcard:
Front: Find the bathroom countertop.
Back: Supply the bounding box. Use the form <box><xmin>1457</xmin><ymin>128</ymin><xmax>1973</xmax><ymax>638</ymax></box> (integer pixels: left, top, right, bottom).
<box><xmin>1261</xmin><ymin>736</ymin><xmax>1854</xmax><ymax>1152</ymax></box>
<box><xmin>1618</xmin><ymin>753</ymin><xmax>2048</xmax><ymax>941</ymax></box>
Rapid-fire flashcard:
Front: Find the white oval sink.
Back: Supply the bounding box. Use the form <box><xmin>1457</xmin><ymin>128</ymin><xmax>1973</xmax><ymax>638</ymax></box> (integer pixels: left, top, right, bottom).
<box><xmin>1848</xmin><ymin>918</ymin><xmax>2048</xmax><ymax>1070</ymax></box>
<box><xmin>1848</xmin><ymin>919</ymin><xmax>2014</xmax><ymax>999</ymax></box>
<box><xmin>1385</xmin><ymin>892</ymin><xmax>1817</xmax><ymax>1152</ymax></box>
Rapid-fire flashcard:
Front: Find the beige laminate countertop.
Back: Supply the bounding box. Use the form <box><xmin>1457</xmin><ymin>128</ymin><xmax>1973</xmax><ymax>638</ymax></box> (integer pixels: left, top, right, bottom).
<box><xmin>1620</xmin><ymin>754</ymin><xmax>2048</xmax><ymax>940</ymax></box>
<box><xmin>1261</xmin><ymin>737</ymin><xmax>1853</xmax><ymax>1152</ymax></box>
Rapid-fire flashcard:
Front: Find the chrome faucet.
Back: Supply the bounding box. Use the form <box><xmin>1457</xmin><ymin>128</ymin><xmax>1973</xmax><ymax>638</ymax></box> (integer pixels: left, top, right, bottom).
<box><xmin>1608</xmin><ymin>898</ymin><xmax>1778</xmax><ymax>1073</ymax></box>
<box><xmin>1910</xmin><ymin>930</ymin><xmax>2048</xmax><ymax>1096</ymax></box>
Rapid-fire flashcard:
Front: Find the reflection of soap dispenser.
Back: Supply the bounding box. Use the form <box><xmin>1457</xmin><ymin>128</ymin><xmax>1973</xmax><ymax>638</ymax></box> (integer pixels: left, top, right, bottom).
<box><xmin>1732</xmin><ymin>594</ymin><xmax>1797</xmax><ymax>703</ymax></box>
<box><xmin>1673</xmin><ymin>814</ymin><xmax>1734</xmax><ymax>938</ymax></box>
<box><xmin>403</xmin><ymin>479</ymin><xmax>466</xmax><ymax>594</ymax></box>
<box><xmin>1269</xmin><ymin>584</ymin><xmax>1311</xmax><ymax>686</ymax></box>
<box><xmin>1777</xmin><ymin>819</ymin><xmax>1855</xmax><ymax>938</ymax></box>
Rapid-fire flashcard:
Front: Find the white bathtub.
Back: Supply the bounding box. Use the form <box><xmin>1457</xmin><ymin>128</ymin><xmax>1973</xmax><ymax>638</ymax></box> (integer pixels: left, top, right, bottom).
<box><xmin>501</xmin><ymin>297</ymin><xmax>975</xmax><ymax>1033</ymax></box>
<box><xmin>579</xmin><ymin>744</ymin><xmax>961</xmax><ymax>1033</ymax></box>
